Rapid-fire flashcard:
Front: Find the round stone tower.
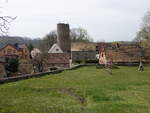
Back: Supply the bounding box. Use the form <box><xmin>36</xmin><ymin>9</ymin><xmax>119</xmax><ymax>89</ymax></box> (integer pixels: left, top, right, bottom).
<box><xmin>57</xmin><ymin>23</ymin><xmax>71</xmax><ymax>53</ymax></box>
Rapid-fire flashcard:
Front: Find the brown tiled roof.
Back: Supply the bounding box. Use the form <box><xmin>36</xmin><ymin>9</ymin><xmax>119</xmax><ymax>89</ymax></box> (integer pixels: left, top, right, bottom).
<box><xmin>0</xmin><ymin>44</ymin><xmax>27</xmax><ymax>52</ymax></box>
<box><xmin>105</xmin><ymin>48</ymin><xmax>142</xmax><ymax>62</ymax></box>
<box><xmin>0</xmin><ymin>44</ymin><xmax>19</xmax><ymax>52</ymax></box>
<box><xmin>48</xmin><ymin>53</ymin><xmax>70</xmax><ymax>64</ymax></box>
<box><xmin>71</xmin><ymin>42</ymin><xmax>96</xmax><ymax>51</ymax></box>
<box><xmin>98</xmin><ymin>43</ymin><xmax>144</xmax><ymax>63</ymax></box>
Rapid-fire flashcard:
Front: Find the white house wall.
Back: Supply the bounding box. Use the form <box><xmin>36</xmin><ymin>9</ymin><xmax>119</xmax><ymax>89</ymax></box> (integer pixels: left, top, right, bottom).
<box><xmin>48</xmin><ymin>44</ymin><xmax>63</xmax><ymax>53</ymax></box>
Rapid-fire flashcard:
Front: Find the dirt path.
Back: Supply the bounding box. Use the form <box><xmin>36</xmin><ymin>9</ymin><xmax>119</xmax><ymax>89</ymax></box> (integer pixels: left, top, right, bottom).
<box><xmin>49</xmin><ymin>88</ymin><xmax>87</xmax><ymax>105</ymax></box>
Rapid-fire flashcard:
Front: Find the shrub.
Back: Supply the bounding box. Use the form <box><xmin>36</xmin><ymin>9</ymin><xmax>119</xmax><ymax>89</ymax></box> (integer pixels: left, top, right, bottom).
<box><xmin>5</xmin><ymin>58</ymin><xmax>19</xmax><ymax>73</ymax></box>
<box><xmin>85</xmin><ymin>59</ymin><xmax>99</xmax><ymax>63</ymax></box>
<box><xmin>75</xmin><ymin>59</ymin><xmax>98</xmax><ymax>64</ymax></box>
<box><xmin>75</xmin><ymin>60</ymin><xmax>81</xmax><ymax>64</ymax></box>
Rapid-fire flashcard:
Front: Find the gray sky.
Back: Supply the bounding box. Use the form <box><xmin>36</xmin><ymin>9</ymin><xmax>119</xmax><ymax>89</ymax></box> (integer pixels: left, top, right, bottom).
<box><xmin>1</xmin><ymin>0</ymin><xmax>150</xmax><ymax>41</ymax></box>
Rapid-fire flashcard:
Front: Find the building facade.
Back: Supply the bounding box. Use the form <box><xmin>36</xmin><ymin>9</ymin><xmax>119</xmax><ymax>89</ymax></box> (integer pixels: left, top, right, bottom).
<box><xmin>72</xmin><ymin>51</ymin><xmax>98</xmax><ymax>62</ymax></box>
<box><xmin>48</xmin><ymin>44</ymin><xmax>63</xmax><ymax>53</ymax></box>
<box><xmin>97</xmin><ymin>42</ymin><xmax>145</xmax><ymax>65</ymax></box>
<box><xmin>71</xmin><ymin>42</ymin><xmax>98</xmax><ymax>62</ymax></box>
<box><xmin>0</xmin><ymin>44</ymin><xmax>30</xmax><ymax>60</ymax></box>
<box><xmin>48</xmin><ymin>53</ymin><xmax>70</xmax><ymax>68</ymax></box>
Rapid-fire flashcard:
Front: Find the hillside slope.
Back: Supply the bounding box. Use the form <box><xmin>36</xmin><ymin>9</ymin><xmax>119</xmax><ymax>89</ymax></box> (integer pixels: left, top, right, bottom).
<box><xmin>0</xmin><ymin>36</ymin><xmax>41</xmax><ymax>48</ymax></box>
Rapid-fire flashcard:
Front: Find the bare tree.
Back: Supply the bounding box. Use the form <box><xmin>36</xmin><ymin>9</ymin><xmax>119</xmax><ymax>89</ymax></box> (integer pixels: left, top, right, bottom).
<box><xmin>134</xmin><ymin>10</ymin><xmax>150</xmax><ymax>60</ymax></box>
<box><xmin>134</xmin><ymin>10</ymin><xmax>150</xmax><ymax>42</ymax></box>
<box><xmin>31</xmin><ymin>48</ymin><xmax>48</xmax><ymax>72</ymax></box>
<box><xmin>40</xmin><ymin>31</ymin><xmax>57</xmax><ymax>52</ymax></box>
<box><xmin>70</xmin><ymin>28</ymin><xmax>93</xmax><ymax>42</ymax></box>
<box><xmin>0</xmin><ymin>0</ymin><xmax>16</xmax><ymax>35</ymax></box>
<box><xmin>0</xmin><ymin>16</ymin><xmax>16</xmax><ymax>35</ymax></box>
<box><xmin>143</xmin><ymin>10</ymin><xmax>150</xmax><ymax>28</ymax></box>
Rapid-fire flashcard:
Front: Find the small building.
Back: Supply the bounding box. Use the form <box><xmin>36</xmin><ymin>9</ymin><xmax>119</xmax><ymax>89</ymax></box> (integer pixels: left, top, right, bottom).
<box><xmin>0</xmin><ymin>44</ymin><xmax>30</xmax><ymax>60</ymax></box>
<box><xmin>47</xmin><ymin>53</ymin><xmax>70</xmax><ymax>68</ymax></box>
<box><xmin>48</xmin><ymin>44</ymin><xmax>71</xmax><ymax>68</ymax></box>
<box><xmin>71</xmin><ymin>42</ymin><xmax>98</xmax><ymax>62</ymax></box>
<box><xmin>97</xmin><ymin>42</ymin><xmax>145</xmax><ymax>65</ymax></box>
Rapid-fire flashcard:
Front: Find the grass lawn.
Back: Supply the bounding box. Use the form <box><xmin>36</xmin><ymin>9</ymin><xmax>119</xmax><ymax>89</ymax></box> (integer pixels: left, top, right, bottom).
<box><xmin>0</xmin><ymin>66</ymin><xmax>150</xmax><ymax>113</ymax></box>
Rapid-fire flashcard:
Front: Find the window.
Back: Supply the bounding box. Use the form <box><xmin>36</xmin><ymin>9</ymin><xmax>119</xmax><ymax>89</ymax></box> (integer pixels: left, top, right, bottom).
<box><xmin>7</xmin><ymin>49</ymin><xmax>12</xmax><ymax>54</ymax></box>
<box><xmin>56</xmin><ymin>49</ymin><xmax>59</xmax><ymax>51</ymax></box>
<box><xmin>13</xmin><ymin>50</ymin><xmax>16</xmax><ymax>54</ymax></box>
<box><xmin>3</xmin><ymin>50</ymin><xmax>6</xmax><ymax>54</ymax></box>
<box><xmin>25</xmin><ymin>49</ymin><xmax>28</xmax><ymax>53</ymax></box>
<box><xmin>96</xmin><ymin>46</ymin><xmax>98</xmax><ymax>51</ymax></box>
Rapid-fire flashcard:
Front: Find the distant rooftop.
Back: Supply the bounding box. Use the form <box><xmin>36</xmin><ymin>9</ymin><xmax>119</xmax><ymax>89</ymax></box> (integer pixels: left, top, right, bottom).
<box><xmin>71</xmin><ymin>42</ymin><xmax>96</xmax><ymax>51</ymax></box>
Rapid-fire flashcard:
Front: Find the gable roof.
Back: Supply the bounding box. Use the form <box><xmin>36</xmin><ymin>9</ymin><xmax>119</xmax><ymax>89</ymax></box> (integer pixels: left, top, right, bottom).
<box><xmin>0</xmin><ymin>44</ymin><xmax>19</xmax><ymax>52</ymax></box>
<box><xmin>48</xmin><ymin>43</ymin><xmax>63</xmax><ymax>53</ymax></box>
<box><xmin>0</xmin><ymin>43</ymin><xmax>28</xmax><ymax>52</ymax></box>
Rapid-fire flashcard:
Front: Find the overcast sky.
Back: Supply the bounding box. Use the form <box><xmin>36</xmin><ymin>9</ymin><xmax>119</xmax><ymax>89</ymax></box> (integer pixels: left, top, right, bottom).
<box><xmin>1</xmin><ymin>0</ymin><xmax>150</xmax><ymax>41</ymax></box>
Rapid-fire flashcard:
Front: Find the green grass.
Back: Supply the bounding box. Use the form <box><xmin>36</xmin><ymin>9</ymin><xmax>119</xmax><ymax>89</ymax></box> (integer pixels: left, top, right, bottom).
<box><xmin>0</xmin><ymin>66</ymin><xmax>150</xmax><ymax>113</ymax></box>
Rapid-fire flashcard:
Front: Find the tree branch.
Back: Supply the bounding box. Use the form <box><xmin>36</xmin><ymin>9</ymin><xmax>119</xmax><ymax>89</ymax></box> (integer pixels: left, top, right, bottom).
<box><xmin>0</xmin><ymin>16</ymin><xmax>17</xmax><ymax>35</ymax></box>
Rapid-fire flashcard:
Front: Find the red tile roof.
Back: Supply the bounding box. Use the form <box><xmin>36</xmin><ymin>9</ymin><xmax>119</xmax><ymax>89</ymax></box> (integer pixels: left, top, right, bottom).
<box><xmin>97</xmin><ymin>43</ymin><xmax>145</xmax><ymax>63</ymax></box>
<box><xmin>48</xmin><ymin>53</ymin><xmax>70</xmax><ymax>64</ymax></box>
<box><xmin>0</xmin><ymin>44</ymin><xmax>27</xmax><ymax>52</ymax></box>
